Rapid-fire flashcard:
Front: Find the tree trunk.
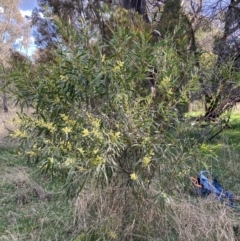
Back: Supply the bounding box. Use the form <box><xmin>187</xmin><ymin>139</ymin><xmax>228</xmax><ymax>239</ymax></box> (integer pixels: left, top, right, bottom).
<box><xmin>204</xmin><ymin>94</ymin><xmax>220</xmax><ymax>120</ymax></box>
<box><xmin>3</xmin><ymin>91</ymin><xmax>8</xmax><ymax>112</ymax></box>
<box><xmin>2</xmin><ymin>80</ymin><xmax>8</xmax><ymax>112</ymax></box>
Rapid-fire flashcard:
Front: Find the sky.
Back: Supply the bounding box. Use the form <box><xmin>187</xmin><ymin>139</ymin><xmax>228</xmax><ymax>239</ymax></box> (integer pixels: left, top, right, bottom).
<box><xmin>18</xmin><ymin>0</ymin><xmax>39</xmax><ymax>57</ymax></box>
<box><xmin>20</xmin><ymin>0</ymin><xmax>38</xmax><ymax>11</ymax></box>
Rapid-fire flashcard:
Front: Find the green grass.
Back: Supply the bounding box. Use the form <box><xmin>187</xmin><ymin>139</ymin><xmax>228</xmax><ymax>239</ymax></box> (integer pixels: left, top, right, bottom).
<box><xmin>205</xmin><ymin>112</ymin><xmax>240</xmax><ymax>195</ymax></box>
<box><xmin>184</xmin><ymin>110</ymin><xmax>240</xmax><ymax>195</ymax></box>
<box><xmin>218</xmin><ymin>113</ymin><xmax>240</xmax><ymax>150</ymax></box>
<box><xmin>0</xmin><ymin>147</ymin><xmax>76</xmax><ymax>241</ymax></box>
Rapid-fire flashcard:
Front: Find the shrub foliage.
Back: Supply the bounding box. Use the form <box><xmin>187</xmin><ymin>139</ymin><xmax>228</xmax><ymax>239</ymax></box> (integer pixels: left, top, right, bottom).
<box><xmin>9</xmin><ymin>17</ymin><xmax>200</xmax><ymax>193</ymax></box>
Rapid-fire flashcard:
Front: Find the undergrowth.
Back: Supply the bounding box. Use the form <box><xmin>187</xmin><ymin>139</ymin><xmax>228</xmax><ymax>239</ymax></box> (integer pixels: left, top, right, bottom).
<box><xmin>0</xmin><ymin>147</ymin><xmax>76</xmax><ymax>241</ymax></box>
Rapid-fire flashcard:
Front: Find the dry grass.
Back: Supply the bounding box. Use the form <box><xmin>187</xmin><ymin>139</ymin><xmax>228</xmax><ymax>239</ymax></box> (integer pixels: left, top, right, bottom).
<box><xmin>0</xmin><ymin>108</ymin><xmax>17</xmax><ymax>141</ymax></box>
<box><xmin>2</xmin><ymin>166</ymin><xmax>52</xmax><ymax>205</ymax></box>
<box><xmin>73</xmin><ymin>183</ymin><xmax>240</xmax><ymax>241</ymax></box>
<box><xmin>74</xmin><ymin>186</ymin><xmax>142</xmax><ymax>240</ymax></box>
<box><xmin>168</xmin><ymin>197</ymin><xmax>239</xmax><ymax>241</ymax></box>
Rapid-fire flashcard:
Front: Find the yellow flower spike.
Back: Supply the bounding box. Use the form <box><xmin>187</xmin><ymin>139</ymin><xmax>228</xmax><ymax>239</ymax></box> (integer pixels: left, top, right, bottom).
<box><xmin>11</xmin><ymin>129</ymin><xmax>28</xmax><ymax>138</ymax></box>
<box><xmin>66</xmin><ymin>142</ymin><xmax>73</xmax><ymax>151</ymax></box>
<box><xmin>142</xmin><ymin>156</ymin><xmax>151</xmax><ymax>167</ymax></box>
<box><xmin>92</xmin><ymin>128</ymin><xmax>103</xmax><ymax>139</ymax></box>
<box><xmin>60</xmin><ymin>75</ymin><xmax>69</xmax><ymax>81</ymax></box>
<box><xmin>46</xmin><ymin>122</ymin><xmax>56</xmax><ymax>133</ymax></box>
<box><xmin>101</xmin><ymin>54</ymin><xmax>105</xmax><ymax>63</ymax></box>
<box><xmin>54</xmin><ymin>97</ymin><xmax>61</xmax><ymax>104</ymax></box>
<box><xmin>92</xmin><ymin>119</ymin><xmax>100</xmax><ymax>128</ymax></box>
<box><xmin>161</xmin><ymin>192</ymin><xmax>167</xmax><ymax>198</ymax></box>
<box><xmin>60</xmin><ymin>114</ymin><xmax>69</xmax><ymax>121</ymax></box>
<box><xmin>69</xmin><ymin>119</ymin><xmax>76</xmax><ymax>126</ymax></box>
<box><xmin>77</xmin><ymin>147</ymin><xmax>85</xmax><ymax>155</ymax></box>
<box><xmin>49</xmin><ymin>157</ymin><xmax>54</xmax><ymax>164</ymax></box>
<box><xmin>92</xmin><ymin>155</ymin><xmax>105</xmax><ymax>166</ymax></box>
<box><xmin>32</xmin><ymin>144</ymin><xmax>38</xmax><ymax>150</ymax></box>
<box><xmin>109</xmin><ymin>230</ymin><xmax>118</xmax><ymax>239</ymax></box>
<box><xmin>25</xmin><ymin>150</ymin><xmax>36</xmax><ymax>157</ymax></box>
<box><xmin>82</xmin><ymin>128</ymin><xmax>90</xmax><ymax>137</ymax></box>
<box><xmin>62</xmin><ymin>126</ymin><xmax>72</xmax><ymax>135</ymax></box>
<box><xmin>130</xmin><ymin>173</ymin><xmax>138</xmax><ymax>181</ymax></box>
<box><xmin>113</xmin><ymin>65</ymin><xmax>120</xmax><ymax>72</ymax></box>
<box><xmin>114</xmin><ymin>131</ymin><xmax>121</xmax><ymax>139</ymax></box>
<box><xmin>109</xmin><ymin>131</ymin><xmax>120</xmax><ymax>142</ymax></box>
<box><xmin>117</xmin><ymin>60</ymin><xmax>124</xmax><ymax>67</ymax></box>
<box><xmin>65</xmin><ymin>158</ymin><xmax>74</xmax><ymax>167</ymax></box>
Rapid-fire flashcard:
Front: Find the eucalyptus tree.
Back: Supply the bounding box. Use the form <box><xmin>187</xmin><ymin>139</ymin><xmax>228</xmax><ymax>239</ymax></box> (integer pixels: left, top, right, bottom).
<box><xmin>119</xmin><ymin>0</ymin><xmax>149</xmax><ymax>22</ymax></box>
<box><xmin>0</xmin><ymin>0</ymin><xmax>30</xmax><ymax>112</ymax></box>
<box><xmin>202</xmin><ymin>0</ymin><xmax>240</xmax><ymax>119</ymax></box>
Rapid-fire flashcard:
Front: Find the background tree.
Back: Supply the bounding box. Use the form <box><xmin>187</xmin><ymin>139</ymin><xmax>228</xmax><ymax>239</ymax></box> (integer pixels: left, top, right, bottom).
<box><xmin>31</xmin><ymin>0</ymin><xmax>112</xmax><ymax>49</ymax></box>
<box><xmin>0</xmin><ymin>0</ymin><xmax>30</xmax><ymax>112</ymax></box>
<box><xmin>203</xmin><ymin>0</ymin><xmax>240</xmax><ymax>119</ymax></box>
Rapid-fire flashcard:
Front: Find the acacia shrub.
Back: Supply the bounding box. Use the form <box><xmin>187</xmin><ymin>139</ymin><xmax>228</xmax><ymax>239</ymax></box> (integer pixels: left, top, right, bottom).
<box><xmin>9</xmin><ymin>18</ymin><xmax>199</xmax><ymax>198</ymax></box>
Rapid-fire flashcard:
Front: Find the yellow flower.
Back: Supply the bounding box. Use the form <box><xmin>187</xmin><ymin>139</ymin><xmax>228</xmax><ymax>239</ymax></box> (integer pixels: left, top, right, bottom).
<box><xmin>117</xmin><ymin>60</ymin><xmax>124</xmax><ymax>67</ymax></box>
<box><xmin>161</xmin><ymin>191</ymin><xmax>167</xmax><ymax>198</ymax></box>
<box><xmin>43</xmin><ymin>138</ymin><xmax>50</xmax><ymax>144</ymax></box>
<box><xmin>49</xmin><ymin>157</ymin><xmax>54</xmax><ymax>164</ymax></box>
<box><xmin>130</xmin><ymin>173</ymin><xmax>138</xmax><ymax>180</ymax></box>
<box><xmin>46</xmin><ymin>122</ymin><xmax>56</xmax><ymax>133</ymax></box>
<box><xmin>92</xmin><ymin>128</ymin><xmax>103</xmax><ymax>139</ymax></box>
<box><xmin>65</xmin><ymin>157</ymin><xmax>74</xmax><ymax>167</ymax></box>
<box><xmin>114</xmin><ymin>132</ymin><xmax>121</xmax><ymax>139</ymax></box>
<box><xmin>101</xmin><ymin>54</ymin><xmax>105</xmax><ymax>62</ymax></box>
<box><xmin>77</xmin><ymin>166</ymin><xmax>87</xmax><ymax>172</ymax></box>
<box><xmin>32</xmin><ymin>144</ymin><xmax>38</xmax><ymax>150</ymax></box>
<box><xmin>109</xmin><ymin>131</ymin><xmax>121</xmax><ymax>142</ymax></box>
<box><xmin>54</xmin><ymin>97</ymin><xmax>61</xmax><ymax>104</ymax></box>
<box><xmin>60</xmin><ymin>114</ymin><xmax>69</xmax><ymax>121</ymax></box>
<box><xmin>82</xmin><ymin>128</ymin><xmax>90</xmax><ymax>137</ymax></box>
<box><xmin>92</xmin><ymin>119</ymin><xmax>100</xmax><ymax>128</ymax></box>
<box><xmin>66</xmin><ymin>141</ymin><xmax>73</xmax><ymax>151</ymax></box>
<box><xmin>62</xmin><ymin>126</ymin><xmax>72</xmax><ymax>135</ymax></box>
<box><xmin>60</xmin><ymin>75</ymin><xmax>69</xmax><ymax>81</ymax></box>
<box><xmin>69</xmin><ymin>119</ymin><xmax>76</xmax><ymax>125</ymax></box>
<box><xmin>113</xmin><ymin>65</ymin><xmax>120</xmax><ymax>72</ymax></box>
<box><xmin>11</xmin><ymin>129</ymin><xmax>27</xmax><ymax>138</ymax></box>
<box><xmin>25</xmin><ymin>150</ymin><xmax>36</xmax><ymax>157</ymax></box>
<box><xmin>109</xmin><ymin>230</ymin><xmax>118</xmax><ymax>239</ymax></box>
<box><xmin>91</xmin><ymin>155</ymin><xmax>105</xmax><ymax>166</ymax></box>
<box><xmin>77</xmin><ymin>147</ymin><xmax>85</xmax><ymax>155</ymax></box>
<box><xmin>142</xmin><ymin>156</ymin><xmax>151</xmax><ymax>167</ymax></box>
